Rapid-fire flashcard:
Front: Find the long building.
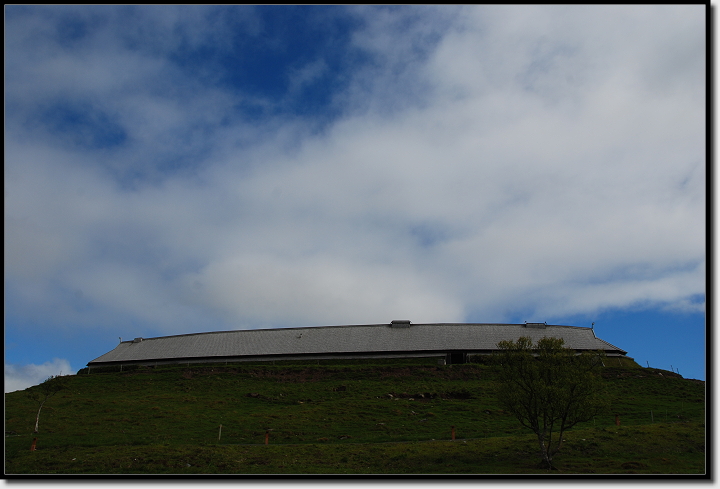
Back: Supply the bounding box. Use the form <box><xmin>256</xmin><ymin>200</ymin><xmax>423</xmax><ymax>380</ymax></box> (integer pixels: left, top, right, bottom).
<box><xmin>86</xmin><ymin>320</ymin><xmax>628</xmax><ymax>369</ymax></box>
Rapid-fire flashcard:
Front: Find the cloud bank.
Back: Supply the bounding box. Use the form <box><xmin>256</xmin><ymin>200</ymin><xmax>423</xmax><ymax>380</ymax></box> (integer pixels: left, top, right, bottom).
<box><xmin>5</xmin><ymin>359</ymin><xmax>74</xmax><ymax>393</ymax></box>
<box><xmin>5</xmin><ymin>6</ymin><xmax>705</xmax><ymax>340</ymax></box>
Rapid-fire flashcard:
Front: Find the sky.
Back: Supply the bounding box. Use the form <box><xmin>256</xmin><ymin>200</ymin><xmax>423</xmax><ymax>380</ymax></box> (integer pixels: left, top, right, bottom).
<box><xmin>4</xmin><ymin>5</ymin><xmax>707</xmax><ymax>392</ymax></box>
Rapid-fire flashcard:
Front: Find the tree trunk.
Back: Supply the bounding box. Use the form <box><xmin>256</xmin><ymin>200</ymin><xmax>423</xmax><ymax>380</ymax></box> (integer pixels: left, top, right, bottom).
<box><xmin>541</xmin><ymin>450</ymin><xmax>553</xmax><ymax>469</ymax></box>
<box><xmin>34</xmin><ymin>399</ymin><xmax>46</xmax><ymax>433</ymax></box>
<box><xmin>538</xmin><ymin>435</ymin><xmax>552</xmax><ymax>469</ymax></box>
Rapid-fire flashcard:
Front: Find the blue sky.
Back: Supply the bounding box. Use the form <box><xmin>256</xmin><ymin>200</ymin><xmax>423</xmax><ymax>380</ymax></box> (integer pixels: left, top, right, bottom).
<box><xmin>5</xmin><ymin>5</ymin><xmax>707</xmax><ymax>391</ymax></box>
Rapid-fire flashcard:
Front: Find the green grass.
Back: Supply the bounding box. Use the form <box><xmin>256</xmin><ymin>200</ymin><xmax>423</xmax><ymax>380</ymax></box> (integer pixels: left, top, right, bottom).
<box><xmin>4</xmin><ymin>361</ymin><xmax>706</xmax><ymax>475</ymax></box>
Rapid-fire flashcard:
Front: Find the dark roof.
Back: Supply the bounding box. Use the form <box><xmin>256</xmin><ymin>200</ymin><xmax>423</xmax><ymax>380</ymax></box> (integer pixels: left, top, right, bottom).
<box><xmin>88</xmin><ymin>322</ymin><xmax>626</xmax><ymax>366</ymax></box>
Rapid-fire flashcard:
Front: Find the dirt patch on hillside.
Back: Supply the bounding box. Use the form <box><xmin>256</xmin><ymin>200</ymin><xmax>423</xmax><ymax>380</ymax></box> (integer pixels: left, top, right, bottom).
<box><xmin>375</xmin><ymin>365</ymin><xmax>487</xmax><ymax>381</ymax></box>
<box><xmin>245</xmin><ymin>367</ymin><xmax>333</xmax><ymax>383</ymax></box>
<box><xmin>385</xmin><ymin>390</ymin><xmax>473</xmax><ymax>400</ymax></box>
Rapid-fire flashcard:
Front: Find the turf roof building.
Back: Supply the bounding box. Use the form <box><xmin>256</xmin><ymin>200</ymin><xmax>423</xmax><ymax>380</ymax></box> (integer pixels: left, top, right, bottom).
<box><xmin>87</xmin><ymin>321</ymin><xmax>628</xmax><ymax>369</ymax></box>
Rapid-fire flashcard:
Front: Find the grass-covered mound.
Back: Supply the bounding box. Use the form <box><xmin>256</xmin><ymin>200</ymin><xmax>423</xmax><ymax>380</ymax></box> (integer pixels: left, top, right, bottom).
<box><xmin>4</xmin><ymin>359</ymin><xmax>705</xmax><ymax>475</ymax></box>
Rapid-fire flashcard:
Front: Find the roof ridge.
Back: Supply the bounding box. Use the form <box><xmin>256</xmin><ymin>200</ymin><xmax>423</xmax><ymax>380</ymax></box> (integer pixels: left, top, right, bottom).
<box><xmin>122</xmin><ymin>322</ymin><xmax>594</xmax><ymax>342</ymax></box>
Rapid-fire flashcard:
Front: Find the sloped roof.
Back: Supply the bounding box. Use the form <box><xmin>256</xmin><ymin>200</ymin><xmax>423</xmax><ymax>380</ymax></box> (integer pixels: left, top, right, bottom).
<box><xmin>88</xmin><ymin>322</ymin><xmax>626</xmax><ymax>365</ymax></box>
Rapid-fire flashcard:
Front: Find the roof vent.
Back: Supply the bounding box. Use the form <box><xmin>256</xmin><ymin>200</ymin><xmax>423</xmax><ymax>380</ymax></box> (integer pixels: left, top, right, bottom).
<box><xmin>524</xmin><ymin>322</ymin><xmax>546</xmax><ymax>329</ymax></box>
<box><xmin>133</xmin><ymin>337</ymin><xmax>143</xmax><ymax>343</ymax></box>
<box><xmin>390</xmin><ymin>320</ymin><xmax>411</xmax><ymax>328</ymax></box>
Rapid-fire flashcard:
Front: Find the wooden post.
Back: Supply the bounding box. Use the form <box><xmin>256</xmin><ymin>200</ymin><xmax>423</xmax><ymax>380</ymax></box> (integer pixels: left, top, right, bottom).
<box><xmin>451</xmin><ymin>426</ymin><xmax>455</xmax><ymax>441</ymax></box>
<box><xmin>265</xmin><ymin>430</ymin><xmax>269</xmax><ymax>445</ymax></box>
<box><xmin>615</xmin><ymin>414</ymin><xmax>620</xmax><ymax>426</ymax></box>
<box><xmin>30</xmin><ymin>438</ymin><xmax>37</xmax><ymax>451</ymax></box>
<box><xmin>218</xmin><ymin>424</ymin><xmax>222</xmax><ymax>442</ymax></box>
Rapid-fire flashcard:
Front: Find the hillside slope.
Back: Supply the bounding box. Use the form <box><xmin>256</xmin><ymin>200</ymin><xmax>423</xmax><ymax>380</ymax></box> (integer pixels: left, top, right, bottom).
<box><xmin>5</xmin><ymin>360</ymin><xmax>705</xmax><ymax>475</ymax></box>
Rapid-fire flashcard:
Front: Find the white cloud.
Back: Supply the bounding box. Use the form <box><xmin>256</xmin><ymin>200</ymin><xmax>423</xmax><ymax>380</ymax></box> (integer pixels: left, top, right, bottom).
<box><xmin>4</xmin><ymin>6</ymin><xmax>705</xmax><ymax>339</ymax></box>
<box><xmin>186</xmin><ymin>254</ymin><xmax>464</xmax><ymax>328</ymax></box>
<box><xmin>4</xmin><ymin>359</ymin><xmax>74</xmax><ymax>393</ymax></box>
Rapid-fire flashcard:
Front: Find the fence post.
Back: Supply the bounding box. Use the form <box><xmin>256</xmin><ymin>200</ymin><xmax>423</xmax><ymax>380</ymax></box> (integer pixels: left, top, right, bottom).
<box><xmin>615</xmin><ymin>414</ymin><xmax>620</xmax><ymax>426</ymax></box>
<box><xmin>451</xmin><ymin>426</ymin><xmax>456</xmax><ymax>441</ymax></box>
<box><xmin>218</xmin><ymin>424</ymin><xmax>222</xmax><ymax>442</ymax></box>
<box><xmin>30</xmin><ymin>438</ymin><xmax>37</xmax><ymax>451</ymax></box>
<box><xmin>265</xmin><ymin>430</ymin><xmax>269</xmax><ymax>445</ymax></box>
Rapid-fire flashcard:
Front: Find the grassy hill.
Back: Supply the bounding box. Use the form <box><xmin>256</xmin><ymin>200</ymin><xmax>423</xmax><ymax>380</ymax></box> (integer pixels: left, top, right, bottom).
<box><xmin>4</xmin><ymin>358</ymin><xmax>705</xmax><ymax>475</ymax></box>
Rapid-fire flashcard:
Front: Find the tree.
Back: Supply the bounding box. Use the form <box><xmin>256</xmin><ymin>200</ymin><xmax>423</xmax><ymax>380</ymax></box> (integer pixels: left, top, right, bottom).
<box><xmin>494</xmin><ymin>337</ymin><xmax>607</xmax><ymax>469</ymax></box>
<box><xmin>26</xmin><ymin>375</ymin><xmax>69</xmax><ymax>433</ymax></box>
